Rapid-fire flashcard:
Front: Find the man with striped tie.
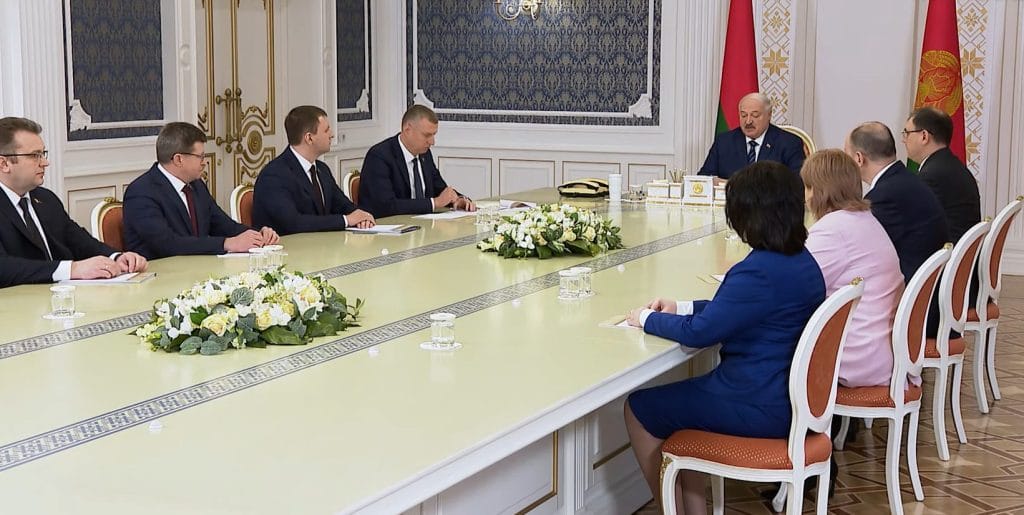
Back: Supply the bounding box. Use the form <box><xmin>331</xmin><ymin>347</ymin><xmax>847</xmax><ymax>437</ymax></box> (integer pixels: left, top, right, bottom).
<box><xmin>698</xmin><ymin>92</ymin><xmax>806</xmax><ymax>181</ymax></box>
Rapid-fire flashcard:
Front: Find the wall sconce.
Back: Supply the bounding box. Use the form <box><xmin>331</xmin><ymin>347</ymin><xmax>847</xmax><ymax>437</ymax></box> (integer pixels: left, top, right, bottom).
<box><xmin>494</xmin><ymin>0</ymin><xmax>543</xmax><ymax>21</ymax></box>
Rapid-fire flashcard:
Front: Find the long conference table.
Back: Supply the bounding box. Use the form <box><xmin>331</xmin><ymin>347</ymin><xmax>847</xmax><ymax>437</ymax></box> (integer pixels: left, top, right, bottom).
<box><xmin>0</xmin><ymin>189</ymin><xmax>750</xmax><ymax>514</ymax></box>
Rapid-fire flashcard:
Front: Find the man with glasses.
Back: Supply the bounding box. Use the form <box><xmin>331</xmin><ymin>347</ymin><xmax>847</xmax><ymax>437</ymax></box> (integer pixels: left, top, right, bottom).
<box><xmin>123</xmin><ymin>122</ymin><xmax>279</xmax><ymax>259</ymax></box>
<box><xmin>0</xmin><ymin>116</ymin><xmax>147</xmax><ymax>288</ymax></box>
<box><xmin>903</xmin><ymin>107</ymin><xmax>981</xmax><ymax>244</ymax></box>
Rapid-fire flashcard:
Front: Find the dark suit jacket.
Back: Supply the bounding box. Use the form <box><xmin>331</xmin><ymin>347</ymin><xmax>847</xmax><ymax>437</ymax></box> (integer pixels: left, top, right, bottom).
<box><xmin>643</xmin><ymin>248</ymin><xmax>825</xmax><ymax>423</ymax></box>
<box><xmin>865</xmin><ymin>161</ymin><xmax>949</xmax><ymax>283</ymax></box>
<box><xmin>698</xmin><ymin>124</ymin><xmax>806</xmax><ymax>179</ymax></box>
<box><xmin>123</xmin><ymin>164</ymin><xmax>249</xmax><ymax>259</ymax></box>
<box><xmin>251</xmin><ymin>148</ymin><xmax>358</xmax><ymax>235</ymax></box>
<box><xmin>0</xmin><ymin>187</ymin><xmax>115</xmax><ymax>287</ymax></box>
<box><xmin>918</xmin><ymin>147</ymin><xmax>981</xmax><ymax>243</ymax></box>
<box><xmin>358</xmin><ymin>134</ymin><xmax>452</xmax><ymax>218</ymax></box>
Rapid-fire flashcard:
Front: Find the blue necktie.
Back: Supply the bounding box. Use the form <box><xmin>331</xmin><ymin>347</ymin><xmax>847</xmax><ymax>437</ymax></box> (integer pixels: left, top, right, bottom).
<box><xmin>412</xmin><ymin>157</ymin><xmax>424</xmax><ymax>200</ymax></box>
<box><xmin>747</xmin><ymin>140</ymin><xmax>758</xmax><ymax>164</ymax></box>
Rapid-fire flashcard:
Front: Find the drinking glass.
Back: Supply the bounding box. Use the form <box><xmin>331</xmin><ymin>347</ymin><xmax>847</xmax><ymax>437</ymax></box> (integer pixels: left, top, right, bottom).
<box><xmin>248</xmin><ymin>247</ymin><xmax>269</xmax><ymax>272</ymax></box>
<box><xmin>262</xmin><ymin>244</ymin><xmax>285</xmax><ymax>269</ymax></box>
<box><xmin>571</xmin><ymin>267</ymin><xmax>593</xmax><ymax>297</ymax></box>
<box><xmin>49</xmin><ymin>285</ymin><xmax>76</xmax><ymax>318</ymax></box>
<box><xmin>429</xmin><ymin>312</ymin><xmax>456</xmax><ymax>349</ymax></box>
<box><xmin>558</xmin><ymin>269</ymin><xmax>581</xmax><ymax>299</ymax></box>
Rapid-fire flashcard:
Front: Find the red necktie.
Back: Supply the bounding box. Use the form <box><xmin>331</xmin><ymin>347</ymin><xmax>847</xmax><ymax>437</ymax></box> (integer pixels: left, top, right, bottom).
<box><xmin>182</xmin><ymin>184</ymin><xmax>199</xmax><ymax>236</ymax></box>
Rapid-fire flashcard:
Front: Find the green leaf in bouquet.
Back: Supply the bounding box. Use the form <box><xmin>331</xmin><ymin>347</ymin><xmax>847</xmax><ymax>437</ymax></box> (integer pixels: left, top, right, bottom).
<box><xmin>241</xmin><ymin>328</ymin><xmax>262</xmax><ymax>346</ymax></box>
<box><xmin>288</xmin><ymin>319</ymin><xmax>307</xmax><ymax>338</ymax></box>
<box><xmin>236</xmin><ymin>314</ymin><xmax>255</xmax><ymax>331</ymax></box>
<box><xmin>190</xmin><ymin>307</ymin><xmax>209</xmax><ymax>326</ymax></box>
<box><xmin>306</xmin><ymin>314</ymin><xmax>338</xmax><ymax>338</ymax></box>
<box><xmin>261</xmin><ymin>325</ymin><xmax>305</xmax><ymax>345</ymax></box>
<box><xmin>230</xmin><ymin>287</ymin><xmax>254</xmax><ymax>306</ymax></box>
<box><xmin>302</xmin><ymin>306</ymin><xmax>317</xmax><ymax>321</ymax></box>
<box><xmin>199</xmin><ymin>340</ymin><xmax>223</xmax><ymax>356</ymax></box>
<box><xmin>565</xmin><ymin>239</ymin><xmax>590</xmax><ymax>255</ymax></box>
<box><xmin>536</xmin><ymin>245</ymin><xmax>553</xmax><ymax>259</ymax></box>
<box><xmin>179</xmin><ymin>336</ymin><xmax>202</xmax><ymax>355</ymax></box>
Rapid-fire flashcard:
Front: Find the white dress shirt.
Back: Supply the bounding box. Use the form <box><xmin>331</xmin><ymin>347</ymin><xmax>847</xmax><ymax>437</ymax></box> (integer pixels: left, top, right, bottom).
<box><xmin>157</xmin><ymin>164</ymin><xmax>189</xmax><ymax>211</ymax></box>
<box><xmin>638</xmin><ymin>301</ymin><xmax>695</xmax><ymax>327</ymax></box>
<box><xmin>863</xmin><ymin>159</ymin><xmax>899</xmax><ymax>196</ymax></box>
<box><xmin>746</xmin><ymin>132</ymin><xmax>767</xmax><ymax>161</ymax></box>
<box><xmin>397</xmin><ymin>137</ymin><xmax>434</xmax><ymax>210</ymax></box>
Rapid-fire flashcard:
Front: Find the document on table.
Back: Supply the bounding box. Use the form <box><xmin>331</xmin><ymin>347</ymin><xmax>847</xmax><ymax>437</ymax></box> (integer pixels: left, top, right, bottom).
<box><xmin>599</xmin><ymin>314</ymin><xmax>639</xmax><ymax>330</ymax></box>
<box><xmin>348</xmin><ymin>224</ymin><xmax>420</xmax><ymax>235</ymax></box>
<box><xmin>217</xmin><ymin>252</ymin><xmax>250</xmax><ymax>258</ymax></box>
<box><xmin>61</xmin><ymin>272</ymin><xmax>157</xmax><ymax>285</ymax></box>
<box><xmin>411</xmin><ymin>210</ymin><xmax>475</xmax><ymax>220</ymax></box>
<box><xmin>498</xmin><ymin>199</ymin><xmax>536</xmax><ymax>209</ymax></box>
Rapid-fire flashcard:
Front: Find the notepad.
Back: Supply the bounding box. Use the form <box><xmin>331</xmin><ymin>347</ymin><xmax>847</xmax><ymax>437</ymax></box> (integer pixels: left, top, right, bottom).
<box><xmin>62</xmin><ymin>272</ymin><xmax>157</xmax><ymax>285</ymax></box>
<box><xmin>499</xmin><ymin>199</ymin><xmax>536</xmax><ymax>209</ymax></box>
<box><xmin>348</xmin><ymin>224</ymin><xmax>420</xmax><ymax>235</ymax></box>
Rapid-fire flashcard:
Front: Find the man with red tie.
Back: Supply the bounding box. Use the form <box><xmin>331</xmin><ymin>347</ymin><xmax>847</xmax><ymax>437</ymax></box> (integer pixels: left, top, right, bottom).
<box><xmin>251</xmin><ymin>105</ymin><xmax>374</xmax><ymax>235</ymax></box>
<box><xmin>123</xmin><ymin>122</ymin><xmax>278</xmax><ymax>259</ymax></box>
<box><xmin>0</xmin><ymin>117</ymin><xmax>147</xmax><ymax>287</ymax></box>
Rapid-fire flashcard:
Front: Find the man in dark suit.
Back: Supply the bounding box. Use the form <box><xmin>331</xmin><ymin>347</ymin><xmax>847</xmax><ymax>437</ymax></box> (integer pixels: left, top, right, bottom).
<box><xmin>0</xmin><ymin>117</ymin><xmax>147</xmax><ymax>288</ymax></box>
<box><xmin>845</xmin><ymin>121</ymin><xmax>948</xmax><ymax>284</ymax></box>
<box><xmin>123</xmin><ymin>122</ymin><xmax>279</xmax><ymax>259</ymax></box>
<box><xmin>358</xmin><ymin>104</ymin><xmax>475</xmax><ymax>218</ymax></box>
<box><xmin>252</xmin><ymin>105</ymin><xmax>374</xmax><ymax>235</ymax></box>
<box><xmin>699</xmin><ymin>92</ymin><xmax>806</xmax><ymax>180</ymax></box>
<box><xmin>903</xmin><ymin>106</ymin><xmax>981</xmax><ymax>243</ymax></box>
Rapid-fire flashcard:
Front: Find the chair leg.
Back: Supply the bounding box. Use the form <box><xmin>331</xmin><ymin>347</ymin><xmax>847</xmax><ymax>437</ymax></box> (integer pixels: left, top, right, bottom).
<box><xmin>834</xmin><ymin>415</ymin><xmax>850</xmax><ymax>450</ymax></box>
<box><xmin>987</xmin><ymin>325</ymin><xmax>1001</xmax><ymax>401</ymax></box>
<box><xmin>771</xmin><ymin>483</ymin><xmax>788</xmax><ymax>513</ymax></box>
<box><xmin>786</xmin><ymin>480</ymin><xmax>804</xmax><ymax>515</ymax></box>
<box><xmin>972</xmin><ymin>327</ymin><xmax>991</xmax><ymax>413</ymax></box>
<box><xmin>932</xmin><ymin>365</ymin><xmax>951</xmax><ymax>461</ymax></box>
<box><xmin>864</xmin><ymin>418</ymin><xmax>874</xmax><ymax>429</ymax></box>
<box><xmin>952</xmin><ymin>360</ymin><xmax>968</xmax><ymax>444</ymax></box>
<box><xmin>886</xmin><ymin>416</ymin><xmax>905</xmax><ymax>515</ymax></box>
<box><xmin>907</xmin><ymin>409</ymin><xmax>924</xmax><ymax>502</ymax></box>
<box><xmin>712</xmin><ymin>475</ymin><xmax>724</xmax><ymax>515</ymax></box>
<box><xmin>661</xmin><ymin>462</ymin><xmax>679</xmax><ymax>515</ymax></box>
<box><xmin>816</xmin><ymin>466</ymin><xmax>831</xmax><ymax>515</ymax></box>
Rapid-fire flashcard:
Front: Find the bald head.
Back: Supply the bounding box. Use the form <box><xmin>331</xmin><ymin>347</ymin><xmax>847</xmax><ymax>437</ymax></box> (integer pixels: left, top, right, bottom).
<box><xmin>738</xmin><ymin>92</ymin><xmax>772</xmax><ymax>139</ymax></box>
<box><xmin>847</xmin><ymin>122</ymin><xmax>897</xmax><ymax>163</ymax></box>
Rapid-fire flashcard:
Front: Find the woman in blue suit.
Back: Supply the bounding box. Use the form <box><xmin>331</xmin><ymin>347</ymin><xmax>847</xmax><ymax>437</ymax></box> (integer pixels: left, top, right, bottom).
<box><xmin>624</xmin><ymin>162</ymin><xmax>826</xmax><ymax>513</ymax></box>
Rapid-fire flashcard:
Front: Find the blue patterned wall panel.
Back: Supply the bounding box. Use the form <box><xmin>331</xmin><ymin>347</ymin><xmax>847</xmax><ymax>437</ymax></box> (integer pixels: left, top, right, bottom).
<box><xmin>407</xmin><ymin>0</ymin><xmax>660</xmax><ymax>125</ymax></box>
<box><xmin>65</xmin><ymin>0</ymin><xmax>165</xmax><ymax>140</ymax></box>
<box><xmin>337</xmin><ymin>0</ymin><xmax>373</xmax><ymax>122</ymax></box>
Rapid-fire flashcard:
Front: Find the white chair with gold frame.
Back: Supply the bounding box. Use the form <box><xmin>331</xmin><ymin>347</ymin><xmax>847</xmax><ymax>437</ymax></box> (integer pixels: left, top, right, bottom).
<box><xmin>89</xmin><ymin>197</ymin><xmax>124</xmax><ymax>252</ymax></box>
<box><xmin>343</xmin><ymin>170</ymin><xmax>361</xmax><ymax>206</ymax></box>
<box><xmin>229</xmin><ymin>184</ymin><xmax>254</xmax><ymax>227</ymax></box>
<box><xmin>779</xmin><ymin>124</ymin><xmax>816</xmax><ymax>157</ymax></box>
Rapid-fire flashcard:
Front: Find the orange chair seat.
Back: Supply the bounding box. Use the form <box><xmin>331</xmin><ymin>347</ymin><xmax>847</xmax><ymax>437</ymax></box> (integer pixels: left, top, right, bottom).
<box><xmin>967</xmin><ymin>302</ymin><xmax>1000</xmax><ymax>322</ymax></box>
<box><xmin>661</xmin><ymin>429</ymin><xmax>832</xmax><ymax>469</ymax></box>
<box><xmin>836</xmin><ymin>384</ymin><xmax>923</xmax><ymax>408</ymax></box>
<box><xmin>924</xmin><ymin>336</ymin><xmax>965</xmax><ymax>358</ymax></box>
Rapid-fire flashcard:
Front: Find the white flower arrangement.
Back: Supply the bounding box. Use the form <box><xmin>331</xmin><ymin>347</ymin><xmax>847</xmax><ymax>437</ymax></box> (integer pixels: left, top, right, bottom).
<box><xmin>133</xmin><ymin>269</ymin><xmax>362</xmax><ymax>356</ymax></box>
<box><xmin>477</xmin><ymin>203</ymin><xmax>624</xmax><ymax>259</ymax></box>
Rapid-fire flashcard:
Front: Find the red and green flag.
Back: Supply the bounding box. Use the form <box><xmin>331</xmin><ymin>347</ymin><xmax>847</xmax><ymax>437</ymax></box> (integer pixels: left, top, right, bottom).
<box><xmin>911</xmin><ymin>0</ymin><xmax>967</xmax><ymax>168</ymax></box>
<box><xmin>715</xmin><ymin>0</ymin><xmax>759</xmax><ymax>134</ymax></box>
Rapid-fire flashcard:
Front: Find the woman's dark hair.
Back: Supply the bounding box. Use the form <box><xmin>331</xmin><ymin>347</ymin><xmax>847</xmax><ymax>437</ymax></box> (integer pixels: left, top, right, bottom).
<box><xmin>725</xmin><ymin>161</ymin><xmax>807</xmax><ymax>255</ymax></box>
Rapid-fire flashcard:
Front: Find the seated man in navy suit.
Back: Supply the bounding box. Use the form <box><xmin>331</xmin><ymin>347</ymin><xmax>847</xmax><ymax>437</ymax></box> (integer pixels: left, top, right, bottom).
<box><xmin>358</xmin><ymin>105</ymin><xmax>476</xmax><ymax>218</ymax></box>
<box><xmin>123</xmin><ymin>122</ymin><xmax>279</xmax><ymax>259</ymax></box>
<box><xmin>698</xmin><ymin>92</ymin><xmax>806</xmax><ymax>180</ymax></box>
<box><xmin>252</xmin><ymin>105</ymin><xmax>374</xmax><ymax>235</ymax></box>
<box><xmin>0</xmin><ymin>117</ymin><xmax>147</xmax><ymax>288</ymax></box>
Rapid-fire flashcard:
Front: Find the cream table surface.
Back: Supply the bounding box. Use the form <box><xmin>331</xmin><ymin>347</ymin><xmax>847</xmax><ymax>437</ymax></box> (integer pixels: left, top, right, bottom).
<box><xmin>0</xmin><ymin>190</ymin><xmax>749</xmax><ymax>513</ymax></box>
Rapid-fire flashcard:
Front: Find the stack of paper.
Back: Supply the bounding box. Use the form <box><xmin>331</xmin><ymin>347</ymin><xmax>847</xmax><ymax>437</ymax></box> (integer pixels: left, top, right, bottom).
<box><xmin>348</xmin><ymin>224</ymin><xmax>420</xmax><ymax>235</ymax></box>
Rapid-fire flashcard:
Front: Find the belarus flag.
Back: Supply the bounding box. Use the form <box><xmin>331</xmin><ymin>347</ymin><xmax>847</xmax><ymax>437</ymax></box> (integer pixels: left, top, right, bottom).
<box><xmin>715</xmin><ymin>0</ymin><xmax>759</xmax><ymax>134</ymax></box>
<box><xmin>911</xmin><ymin>0</ymin><xmax>968</xmax><ymax>167</ymax></box>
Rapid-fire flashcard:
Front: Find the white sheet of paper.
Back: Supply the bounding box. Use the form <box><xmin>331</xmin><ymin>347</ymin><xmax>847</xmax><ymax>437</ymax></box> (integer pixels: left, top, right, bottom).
<box><xmin>711</xmin><ymin>274</ymin><xmax>725</xmax><ymax>282</ymax></box>
<box><xmin>499</xmin><ymin>199</ymin><xmax>537</xmax><ymax>209</ymax></box>
<box><xmin>615</xmin><ymin>319</ymin><xmax>636</xmax><ymax>328</ymax></box>
<box><xmin>62</xmin><ymin>272</ymin><xmax>140</xmax><ymax>285</ymax></box>
<box><xmin>348</xmin><ymin>224</ymin><xmax>408</xmax><ymax>234</ymax></box>
<box><xmin>411</xmin><ymin>210</ymin><xmax>475</xmax><ymax>220</ymax></box>
<box><xmin>217</xmin><ymin>252</ymin><xmax>250</xmax><ymax>258</ymax></box>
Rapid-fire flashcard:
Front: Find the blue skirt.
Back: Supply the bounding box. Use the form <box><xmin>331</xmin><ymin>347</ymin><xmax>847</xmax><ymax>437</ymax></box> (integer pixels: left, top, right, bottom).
<box><xmin>627</xmin><ymin>378</ymin><xmax>792</xmax><ymax>440</ymax></box>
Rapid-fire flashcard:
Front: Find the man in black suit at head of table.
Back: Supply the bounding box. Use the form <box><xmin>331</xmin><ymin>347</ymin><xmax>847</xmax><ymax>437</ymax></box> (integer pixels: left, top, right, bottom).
<box><xmin>698</xmin><ymin>92</ymin><xmax>806</xmax><ymax>181</ymax></box>
<box><xmin>251</xmin><ymin>105</ymin><xmax>375</xmax><ymax>235</ymax></box>
<box><xmin>123</xmin><ymin>121</ymin><xmax>279</xmax><ymax>259</ymax></box>
<box><xmin>902</xmin><ymin>106</ymin><xmax>981</xmax><ymax>244</ymax></box>
<box><xmin>0</xmin><ymin>117</ymin><xmax>147</xmax><ymax>288</ymax></box>
<box><xmin>358</xmin><ymin>104</ymin><xmax>476</xmax><ymax>218</ymax></box>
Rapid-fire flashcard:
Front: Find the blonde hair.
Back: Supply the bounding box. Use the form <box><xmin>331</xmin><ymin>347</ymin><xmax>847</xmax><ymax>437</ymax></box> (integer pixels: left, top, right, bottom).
<box><xmin>800</xmin><ymin>149</ymin><xmax>870</xmax><ymax>220</ymax></box>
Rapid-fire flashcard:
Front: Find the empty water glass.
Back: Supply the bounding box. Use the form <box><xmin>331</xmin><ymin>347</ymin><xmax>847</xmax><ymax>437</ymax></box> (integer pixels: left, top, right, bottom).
<box><xmin>49</xmin><ymin>285</ymin><xmax>76</xmax><ymax>318</ymax></box>
<box><xmin>571</xmin><ymin>266</ymin><xmax>593</xmax><ymax>297</ymax></box>
<box><xmin>262</xmin><ymin>244</ymin><xmax>285</xmax><ymax>269</ymax></box>
<box><xmin>429</xmin><ymin>312</ymin><xmax>456</xmax><ymax>349</ymax></box>
<box><xmin>248</xmin><ymin>247</ymin><xmax>269</xmax><ymax>272</ymax></box>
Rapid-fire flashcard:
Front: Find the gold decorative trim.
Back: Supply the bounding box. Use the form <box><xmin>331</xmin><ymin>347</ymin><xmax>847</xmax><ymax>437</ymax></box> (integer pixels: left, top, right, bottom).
<box><xmin>200</xmin><ymin>3</ymin><xmax>216</xmax><ymax>140</ymax></box>
<box><xmin>515</xmin><ymin>432</ymin><xmax>559</xmax><ymax>515</ymax></box>
<box><xmin>202</xmin><ymin>151</ymin><xmax>218</xmax><ymax>199</ymax></box>
<box><xmin>592</xmin><ymin>442</ymin><xmax>631</xmax><ymax>470</ymax></box>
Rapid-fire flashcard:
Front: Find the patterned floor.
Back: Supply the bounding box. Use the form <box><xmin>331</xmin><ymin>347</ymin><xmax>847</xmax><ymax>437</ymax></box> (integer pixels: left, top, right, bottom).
<box><xmin>636</xmin><ymin>275</ymin><xmax>1024</xmax><ymax>514</ymax></box>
